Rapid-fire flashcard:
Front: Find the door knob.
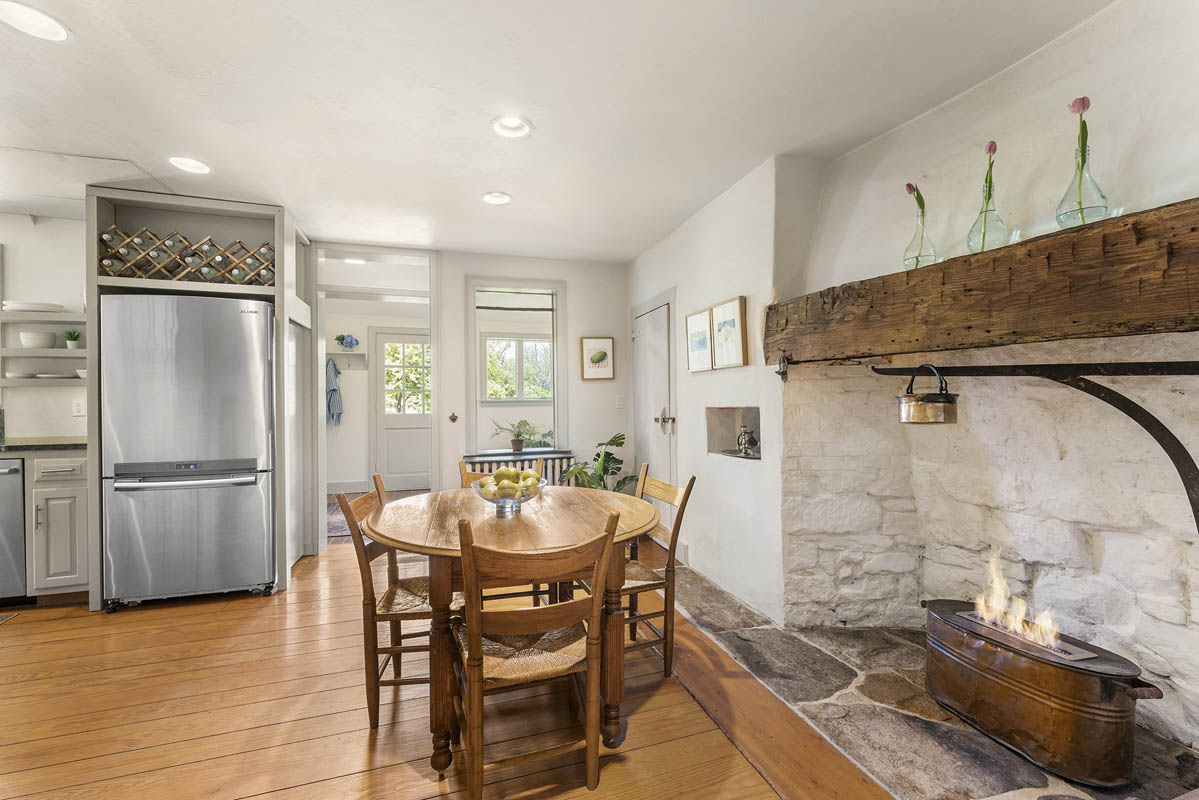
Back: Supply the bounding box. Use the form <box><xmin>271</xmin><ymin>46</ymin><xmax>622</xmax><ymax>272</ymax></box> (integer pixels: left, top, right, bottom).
<box><xmin>653</xmin><ymin>407</ymin><xmax>676</xmax><ymax>425</ymax></box>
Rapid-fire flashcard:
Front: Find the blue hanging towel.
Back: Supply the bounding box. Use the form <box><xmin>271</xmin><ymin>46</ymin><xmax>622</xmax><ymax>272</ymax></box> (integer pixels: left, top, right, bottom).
<box><xmin>326</xmin><ymin>357</ymin><xmax>343</xmax><ymax>425</ymax></box>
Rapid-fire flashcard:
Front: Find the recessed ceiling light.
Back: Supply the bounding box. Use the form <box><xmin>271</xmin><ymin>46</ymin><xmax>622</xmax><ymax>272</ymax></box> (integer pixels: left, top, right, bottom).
<box><xmin>490</xmin><ymin>116</ymin><xmax>532</xmax><ymax>139</ymax></box>
<box><xmin>0</xmin><ymin>1</ymin><xmax>68</xmax><ymax>40</ymax></box>
<box><xmin>482</xmin><ymin>192</ymin><xmax>511</xmax><ymax>205</ymax></box>
<box><xmin>344</xmin><ymin>258</ymin><xmax>366</xmax><ymax>264</ymax></box>
<box><xmin>168</xmin><ymin>156</ymin><xmax>211</xmax><ymax>174</ymax></box>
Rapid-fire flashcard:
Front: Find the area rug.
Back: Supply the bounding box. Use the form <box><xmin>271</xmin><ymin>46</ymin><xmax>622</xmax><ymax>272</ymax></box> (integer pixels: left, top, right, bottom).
<box><xmin>0</xmin><ymin>613</ymin><xmax>16</xmax><ymax>624</ymax></box>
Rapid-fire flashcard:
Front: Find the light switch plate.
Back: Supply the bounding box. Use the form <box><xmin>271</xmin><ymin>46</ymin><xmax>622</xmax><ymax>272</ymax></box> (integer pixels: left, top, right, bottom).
<box><xmin>72</xmin><ymin>399</ymin><xmax>86</xmax><ymax>417</ymax></box>
<box><xmin>615</xmin><ymin>395</ymin><xmax>625</xmax><ymax>409</ymax></box>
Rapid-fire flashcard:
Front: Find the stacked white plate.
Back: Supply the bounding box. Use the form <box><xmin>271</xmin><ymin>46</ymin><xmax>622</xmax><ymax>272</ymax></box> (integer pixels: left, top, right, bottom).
<box><xmin>2</xmin><ymin>301</ymin><xmax>65</xmax><ymax>312</ymax></box>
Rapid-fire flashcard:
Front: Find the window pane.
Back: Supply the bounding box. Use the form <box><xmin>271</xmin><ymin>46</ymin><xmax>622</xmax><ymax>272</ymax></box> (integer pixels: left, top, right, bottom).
<box><xmin>422</xmin><ymin>392</ymin><xmax>431</xmax><ymax>413</ymax></box>
<box><xmin>486</xmin><ymin>339</ymin><xmax>517</xmax><ymax>399</ymax></box>
<box><xmin>384</xmin><ymin>342</ymin><xmax>402</xmax><ymax>364</ymax></box>
<box><xmin>422</xmin><ymin>344</ymin><xmax>431</xmax><ymax>365</ymax></box>
<box><xmin>404</xmin><ymin>344</ymin><xmax>423</xmax><ymax>366</ymax></box>
<box><xmin>384</xmin><ymin>367</ymin><xmax>403</xmax><ymax>389</ymax></box>
<box><xmin>402</xmin><ymin>368</ymin><xmax>423</xmax><ymax>393</ymax></box>
<box><xmin>384</xmin><ymin>391</ymin><xmax>402</xmax><ymax>414</ymax></box>
<box><xmin>523</xmin><ymin>340</ymin><xmax>553</xmax><ymax>399</ymax></box>
<box><xmin>403</xmin><ymin>392</ymin><xmax>424</xmax><ymax>413</ymax></box>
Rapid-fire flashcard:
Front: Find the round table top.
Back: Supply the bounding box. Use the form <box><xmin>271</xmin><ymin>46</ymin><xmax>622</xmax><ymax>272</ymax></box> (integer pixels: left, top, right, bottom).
<box><xmin>361</xmin><ymin>486</ymin><xmax>660</xmax><ymax>557</ymax></box>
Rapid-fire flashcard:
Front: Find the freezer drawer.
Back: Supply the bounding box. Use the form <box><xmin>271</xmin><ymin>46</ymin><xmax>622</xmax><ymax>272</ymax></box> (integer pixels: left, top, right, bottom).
<box><xmin>0</xmin><ymin>460</ymin><xmax>24</xmax><ymax>598</ymax></box>
<box><xmin>102</xmin><ymin>471</ymin><xmax>274</xmax><ymax>603</ymax></box>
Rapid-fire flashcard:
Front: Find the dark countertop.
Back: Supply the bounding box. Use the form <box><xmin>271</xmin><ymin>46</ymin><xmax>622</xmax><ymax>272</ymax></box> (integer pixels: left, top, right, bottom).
<box><xmin>0</xmin><ymin>437</ymin><xmax>88</xmax><ymax>453</ymax></box>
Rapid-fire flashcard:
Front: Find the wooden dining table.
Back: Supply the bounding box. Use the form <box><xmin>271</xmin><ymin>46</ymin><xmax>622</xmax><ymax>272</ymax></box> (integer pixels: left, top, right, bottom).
<box><xmin>361</xmin><ymin>485</ymin><xmax>659</xmax><ymax>774</ymax></box>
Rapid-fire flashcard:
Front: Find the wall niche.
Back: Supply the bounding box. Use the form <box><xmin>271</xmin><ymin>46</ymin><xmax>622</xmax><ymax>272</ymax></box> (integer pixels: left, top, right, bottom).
<box><xmin>705</xmin><ymin>406</ymin><xmax>761</xmax><ymax>460</ymax></box>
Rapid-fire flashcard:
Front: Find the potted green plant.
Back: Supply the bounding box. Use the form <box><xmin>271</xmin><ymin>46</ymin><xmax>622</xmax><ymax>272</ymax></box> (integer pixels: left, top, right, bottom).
<box><xmin>560</xmin><ymin>433</ymin><xmax>639</xmax><ymax>493</ymax></box>
<box><xmin>64</xmin><ymin>330</ymin><xmax>82</xmax><ymax>350</ymax></box>
<box><xmin>492</xmin><ymin>419</ymin><xmax>553</xmax><ymax>452</ymax></box>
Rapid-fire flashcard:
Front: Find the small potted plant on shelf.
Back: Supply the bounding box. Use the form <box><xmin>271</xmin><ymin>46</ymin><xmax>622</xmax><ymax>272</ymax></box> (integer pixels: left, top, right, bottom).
<box><xmin>334</xmin><ymin>333</ymin><xmax>359</xmax><ymax>351</ymax></box>
<box><xmin>64</xmin><ymin>330</ymin><xmax>82</xmax><ymax>350</ymax></box>
<box><xmin>492</xmin><ymin>419</ymin><xmax>553</xmax><ymax>453</ymax></box>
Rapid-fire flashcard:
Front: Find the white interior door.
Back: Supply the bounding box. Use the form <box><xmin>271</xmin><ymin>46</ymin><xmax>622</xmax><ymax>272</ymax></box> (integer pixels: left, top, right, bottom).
<box><xmin>371</xmin><ymin>330</ymin><xmax>432</xmax><ymax>490</ymax></box>
<box><xmin>632</xmin><ymin>303</ymin><xmax>676</xmax><ymax>539</ymax></box>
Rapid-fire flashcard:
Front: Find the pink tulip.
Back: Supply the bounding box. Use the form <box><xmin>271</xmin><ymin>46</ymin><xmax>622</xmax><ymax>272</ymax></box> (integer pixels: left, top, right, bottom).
<box><xmin>906</xmin><ymin>183</ymin><xmax>916</xmax><ymax>195</ymax></box>
<box><xmin>1068</xmin><ymin>96</ymin><xmax>1091</xmax><ymax>114</ymax></box>
<box><xmin>985</xmin><ymin>140</ymin><xmax>997</xmax><ymax>156</ymax></box>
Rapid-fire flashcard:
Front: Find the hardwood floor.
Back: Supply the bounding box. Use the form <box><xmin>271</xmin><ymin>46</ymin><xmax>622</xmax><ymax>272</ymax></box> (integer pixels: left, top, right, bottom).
<box><xmin>0</xmin><ymin>543</ymin><xmax>797</xmax><ymax>800</ymax></box>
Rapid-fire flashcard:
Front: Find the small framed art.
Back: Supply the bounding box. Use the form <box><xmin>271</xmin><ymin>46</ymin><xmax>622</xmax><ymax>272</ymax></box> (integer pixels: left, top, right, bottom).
<box><xmin>580</xmin><ymin>336</ymin><xmax>615</xmax><ymax>380</ymax></box>
<box><xmin>710</xmin><ymin>296</ymin><xmax>747</xmax><ymax>369</ymax></box>
<box><xmin>686</xmin><ymin>308</ymin><xmax>713</xmax><ymax>372</ymax></box>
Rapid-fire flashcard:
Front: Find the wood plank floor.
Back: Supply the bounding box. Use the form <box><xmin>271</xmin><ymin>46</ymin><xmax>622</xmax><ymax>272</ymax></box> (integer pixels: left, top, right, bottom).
<box><xmin>0</xmin><ymin>542</ymin><xmax>816</xmax><ymax>800</ymax></box>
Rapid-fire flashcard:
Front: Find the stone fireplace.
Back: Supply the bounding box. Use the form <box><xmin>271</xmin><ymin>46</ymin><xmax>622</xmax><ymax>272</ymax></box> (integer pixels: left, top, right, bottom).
<box><xmin>781</xmin><ymin>332</ymin><xmax>1199</xmax><ymax>750</ymax></box>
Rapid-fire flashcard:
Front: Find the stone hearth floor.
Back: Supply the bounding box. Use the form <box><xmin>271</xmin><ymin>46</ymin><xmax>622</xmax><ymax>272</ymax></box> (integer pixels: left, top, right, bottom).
<box><xmin>665</xmin><ymin>566</ymin><xmax>1199</xmax><ymax>800</ymax></box>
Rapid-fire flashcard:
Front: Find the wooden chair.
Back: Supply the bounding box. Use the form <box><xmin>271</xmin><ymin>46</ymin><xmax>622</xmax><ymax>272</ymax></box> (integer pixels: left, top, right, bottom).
<box><xmin>623</xmin><ymin>463</ymin><xmax>696</xmax><ymax>677</ymax></box>
<box><xmin>337</xmin><ymin>478</ymin><xmax>462</xmax><ymax>728</ymax></box>
<box><xmin>458</xmin><ymin>458</ymin><xmax>553</xmax><ymax>605</ymax></box>
<box><xmin>451</xmin><ymin>513</ymin><xmax>618</xmax><ymax>800</ymax></box>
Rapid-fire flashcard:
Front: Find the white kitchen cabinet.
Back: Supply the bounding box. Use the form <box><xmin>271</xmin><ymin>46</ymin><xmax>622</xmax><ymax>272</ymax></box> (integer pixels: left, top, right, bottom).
<box><xmin>27</xmin><ymin>453</ymin><xmax>88</xmax><ymax>594</ymax></box>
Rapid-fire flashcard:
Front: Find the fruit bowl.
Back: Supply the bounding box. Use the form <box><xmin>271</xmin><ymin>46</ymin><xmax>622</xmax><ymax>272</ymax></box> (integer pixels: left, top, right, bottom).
<box><xmin>471</xmin><ymin>474</ymin><xmax>548</xmax><ymax>518</ymax></box>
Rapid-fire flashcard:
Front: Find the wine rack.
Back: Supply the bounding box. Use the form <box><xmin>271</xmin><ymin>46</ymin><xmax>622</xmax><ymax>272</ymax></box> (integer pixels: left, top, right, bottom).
<box><xmin>98</xmin><ymin>226</ymin><xmax>276</xmax><ymax>286</ymax></box>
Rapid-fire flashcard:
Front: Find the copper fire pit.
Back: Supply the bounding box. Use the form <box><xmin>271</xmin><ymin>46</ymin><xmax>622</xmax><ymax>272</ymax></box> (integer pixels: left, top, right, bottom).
<box><xmin>924</xmin><ymin>599</ymin><xmax>1163</xmax><ymax>788</ymax></box>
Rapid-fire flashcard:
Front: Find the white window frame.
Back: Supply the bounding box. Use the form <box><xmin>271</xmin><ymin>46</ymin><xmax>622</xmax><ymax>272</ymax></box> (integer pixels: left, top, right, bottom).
<box><xmin>478</xmin><ymin>331</ymin><xmax>554</xmax><ymax>406</ymax></box>
<box><xmin>465</xmin><ymin>278</ymin><xmax>569</xmax><ymax>452</ymax></box>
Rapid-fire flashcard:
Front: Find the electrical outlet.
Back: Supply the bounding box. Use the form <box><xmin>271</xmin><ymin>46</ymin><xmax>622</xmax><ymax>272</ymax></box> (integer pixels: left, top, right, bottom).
<box><xmin>72</xmin><ymin>399</ymin><xmax>86</xmax><ymax>417</ymax></box>
<box><xmin>615</xmin><ymin>394</ymin><xmax>625</xmax><ymax>409</ymax></box>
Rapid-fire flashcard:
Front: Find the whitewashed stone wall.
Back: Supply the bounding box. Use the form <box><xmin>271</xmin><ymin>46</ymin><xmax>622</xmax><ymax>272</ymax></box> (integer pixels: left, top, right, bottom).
<box><xmin>781</xmin><ymin>332</ymin><xmax>1199</xmax><ymax>747</ymax></box>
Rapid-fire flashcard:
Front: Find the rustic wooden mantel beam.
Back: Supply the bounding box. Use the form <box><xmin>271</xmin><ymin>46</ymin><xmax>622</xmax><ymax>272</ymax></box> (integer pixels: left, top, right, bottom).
<box><xmin>764</xmin><ymin>196</ymin><xmax>1199</xmax><ymax>364</ymax></box>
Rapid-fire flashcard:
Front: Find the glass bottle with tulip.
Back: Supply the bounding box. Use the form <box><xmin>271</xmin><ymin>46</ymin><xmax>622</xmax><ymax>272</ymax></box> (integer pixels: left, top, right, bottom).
<box><xmin>1056</xmin><ymin>96</ymin><xmax>1108</xmax><ymax>228</ymax></box>
<box><xmin>967</xmin><ymin>140</ymin><xmax>1009</xmax><ymax>253</ymax></box>
<box><xmin>903</xmin><ymin>182</ymin><xmax>937</xmax><ymax>270</ymax></box>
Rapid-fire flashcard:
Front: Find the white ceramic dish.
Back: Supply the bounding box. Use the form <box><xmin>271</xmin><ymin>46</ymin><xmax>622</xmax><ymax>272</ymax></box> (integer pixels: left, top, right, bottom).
<box><xmin>19</xmin><ymin>332</ymin><xmax>57</xmax><ymax>348</ymax></box>
<box><xmin>2</xmin><ymin>301</ymin><xmax>64</xmax><ymax>312</ymax></box>
<box><xmin>4</xmin><ymin>371</ymin><xmax>35</xmax><ymax>379</ymax></box>
<box><xmin>75</xmin><ymin>369</ymin><xmax>87</xmax><ymax>379</ymax></box>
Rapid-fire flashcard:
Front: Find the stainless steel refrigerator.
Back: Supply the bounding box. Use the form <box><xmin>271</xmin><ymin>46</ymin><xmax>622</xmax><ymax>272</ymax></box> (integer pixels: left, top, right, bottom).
<box><xmin>100</xmin><ymin>294</ymin><xmax>275</xmax><ymax>608</ymax></box>
<box><xmin>0</xmin><ymin>459</ymin><xmax>24</xmax><ymax>599</ymax></box>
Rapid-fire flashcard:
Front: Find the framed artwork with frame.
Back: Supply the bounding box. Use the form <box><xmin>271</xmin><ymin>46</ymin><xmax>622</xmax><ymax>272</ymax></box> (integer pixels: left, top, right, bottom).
<box><xmin>580</xmin><ymin>336</ymin><xmax>615</xmax><ymax>380</ymax></box>
<box><xmin>686</xmin><ymin>307</ymin><xmax>713</xmax><ymax>372</ymax></box>
<box><xmin>710</xmin><ymin>296</ymin><xmax>747</xmax><ymax>369</ymax></box>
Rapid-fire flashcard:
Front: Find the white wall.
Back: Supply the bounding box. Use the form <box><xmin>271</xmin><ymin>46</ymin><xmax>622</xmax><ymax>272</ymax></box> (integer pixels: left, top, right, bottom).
<box><xmin>438</xmin><ymin>251</ymin><xmax>629</xmax><ymax>489</ymax></box>
<box><xmin>324</xmin><ymin>305</ymin><xmax>429</xmax><ymax>488</ymax></box>
<box><xmin>629</xmin><ymin>159</ymin><xmax>786</xmax><ymax>623</ymax></box>
<box><xmin>0</xmin><ymin>214</ymin><xmax>87</xmax><ymax>438</ymax></box>
<box><xmin>802</xmin><ymin>0</ymin><xmax>1199</xmax><ymax>293</ymax></box>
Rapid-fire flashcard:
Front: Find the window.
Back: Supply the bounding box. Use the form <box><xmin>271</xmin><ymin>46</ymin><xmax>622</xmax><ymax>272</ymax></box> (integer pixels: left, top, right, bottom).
<box><xmin>483</xmin><ymin>335</ymin><xmax>553</xmax><ymax>402</ymax></box>
<box><xmin>384</xmin><ymin>341</ymin><xmax>430</xmax><ymax>414</ymax></box>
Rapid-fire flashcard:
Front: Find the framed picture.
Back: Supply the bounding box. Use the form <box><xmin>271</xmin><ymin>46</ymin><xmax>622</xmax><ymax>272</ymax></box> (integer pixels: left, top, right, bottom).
<box><xmin>710</xmin><ymin>296</ymin><xmax>747</xmax><ymax>369</ymax></box>
<box><xmin>686</xmin><ymin>308</ymin><xmax>713</xmax><ymax>372</ymax></box>
<box><xmin>580</xmin><ymin>336</ymin><xmax>614</xmax><ymax>380</ymax></box>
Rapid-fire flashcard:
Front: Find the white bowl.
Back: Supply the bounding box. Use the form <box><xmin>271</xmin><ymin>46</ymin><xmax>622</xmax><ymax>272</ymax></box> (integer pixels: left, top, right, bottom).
<box><xmin>19</xmin><ymin>331</ymin><xmax>56</xmax><ymax>349</ymax></box>
<box><xmin>75</xmin><ymin>369</ymin><xmax>87</xmax><ymax>379</ymax></box>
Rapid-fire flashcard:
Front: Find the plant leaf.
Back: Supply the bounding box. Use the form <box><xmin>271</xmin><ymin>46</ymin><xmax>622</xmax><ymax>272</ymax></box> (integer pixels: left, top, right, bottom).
<box><xmin>614</xmin><ymin>474</ymin><xmax>640</xmax><ymax>494</ymax></box>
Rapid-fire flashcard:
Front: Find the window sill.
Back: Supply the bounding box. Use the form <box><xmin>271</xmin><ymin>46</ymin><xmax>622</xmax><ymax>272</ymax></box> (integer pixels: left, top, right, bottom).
<box><xmin>479</xmin><ymin>398</ymin><xmax>554</xmax><ymax>406</ymax></box>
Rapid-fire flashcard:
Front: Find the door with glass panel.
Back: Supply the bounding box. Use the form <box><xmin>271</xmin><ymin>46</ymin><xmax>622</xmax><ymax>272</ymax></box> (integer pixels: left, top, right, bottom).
<box><xmin>371</xmin><ymin>330</ymin><xmax>432</xmax><ymax>490</ymax></box>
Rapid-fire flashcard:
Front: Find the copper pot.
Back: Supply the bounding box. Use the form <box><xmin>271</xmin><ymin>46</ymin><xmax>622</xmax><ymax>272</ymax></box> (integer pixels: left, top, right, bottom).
<box><xmin>897</xmin><ymin>364</ymin><xmax>958</xmax><ymax>424</ymax></box>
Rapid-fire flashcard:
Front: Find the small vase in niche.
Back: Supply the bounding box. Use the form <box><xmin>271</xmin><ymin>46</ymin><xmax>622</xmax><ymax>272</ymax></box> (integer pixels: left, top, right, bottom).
<box><xmin>967</xmin><ymin>183</ymin><xmax>1009</xmax><ymax>253</ymax></box>
<box><xmin>902</xmin><ymin>181</ymin><xmax>936</xmax><ymax>269</ymax></box>
<box><xmin>1056</xmin><ymin>147</ymin><xmax>1108</xmax><ymax>228</ymax></box>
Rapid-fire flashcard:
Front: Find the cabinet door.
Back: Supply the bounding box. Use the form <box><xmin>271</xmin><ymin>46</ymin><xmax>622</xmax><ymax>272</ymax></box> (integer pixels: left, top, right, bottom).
<box><xmin>30</xmin><ymin>486</ymin><xmax>88</xmax><ymax>592</ymax></box>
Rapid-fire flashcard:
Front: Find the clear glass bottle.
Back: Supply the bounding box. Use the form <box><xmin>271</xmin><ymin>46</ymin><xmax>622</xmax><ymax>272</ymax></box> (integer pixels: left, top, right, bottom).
<box><xmin>1056</xmin><ymin>147</ymin><xmax>1108</xmax><ymax>228</ymax></box>
<box><xmin>967</xmin><ymin>183</ymin><xmax>1009</xmax><ymax>253</ymax></box>
<box><xmin>903</xmin><ymin>209</ymin><xmax>937</xmax><ymax>269</ymax></box>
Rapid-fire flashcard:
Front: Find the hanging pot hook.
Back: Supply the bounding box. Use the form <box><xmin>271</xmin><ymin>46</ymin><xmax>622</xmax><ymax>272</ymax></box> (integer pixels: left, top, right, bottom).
<box><xmin>906</xmin><ymin>363</ymin><xmax>949</xmax><ymax>395</ymax></box>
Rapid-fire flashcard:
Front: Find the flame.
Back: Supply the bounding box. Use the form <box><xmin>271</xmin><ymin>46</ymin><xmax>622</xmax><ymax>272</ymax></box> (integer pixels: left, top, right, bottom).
<box><xmin>973</xmin><ymin>555</ymin><xmax>1060</xmax><ymax>650</ymax></box>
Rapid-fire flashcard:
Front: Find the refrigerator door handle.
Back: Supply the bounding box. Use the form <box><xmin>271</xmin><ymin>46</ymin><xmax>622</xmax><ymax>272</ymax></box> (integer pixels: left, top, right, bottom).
<box><xmin>0</xmin><ymin>467</ymin><xmax>19</xmax><ymax>475</ymax></box>
<box><xmin>113</xmin><ymin>475</ymin><xmax>258</xmax><ymax>492</ymax></box>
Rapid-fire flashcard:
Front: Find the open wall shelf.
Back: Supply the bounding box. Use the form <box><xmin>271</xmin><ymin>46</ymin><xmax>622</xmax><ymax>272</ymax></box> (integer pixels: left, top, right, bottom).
<box><xmin>0</xmin><ymin>349</ymin><xmax>87</xmax><ymax>358</ymax></box>
<box><xmin>765</xmin><ymin>196</ymin><xmax>1199</xmax><ymax>364</ymax></box>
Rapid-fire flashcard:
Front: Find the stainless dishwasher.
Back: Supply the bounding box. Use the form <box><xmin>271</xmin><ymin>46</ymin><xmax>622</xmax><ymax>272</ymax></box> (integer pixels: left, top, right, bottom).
<box><xmin>0</xmin><ymin>459</ymin><xmax>24</xmax><ymax>598</ymax></box>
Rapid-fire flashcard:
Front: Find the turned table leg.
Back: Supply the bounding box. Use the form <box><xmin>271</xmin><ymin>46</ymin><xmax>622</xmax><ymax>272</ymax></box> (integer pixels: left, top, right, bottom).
<box><xmin>428</xmin><ymin>555</ymin><xmax>454</xmax><ymax>774</ymax></box>
<box><xmin>601</xmin><ymin>552</ymin><xmax>627</xmax><ymax>747</ymax></box>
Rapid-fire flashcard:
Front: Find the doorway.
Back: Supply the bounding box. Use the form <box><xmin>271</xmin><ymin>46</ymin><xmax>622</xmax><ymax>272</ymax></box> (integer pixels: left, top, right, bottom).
<box><xmin>370</xmin><ymin>328</ymin><xmax>432</xmax><ymax>490</ymax></box>
<box><xmin>631</xmin><ymin>296</ymin><xmax>678</xmax><ymax>539</ymax></box>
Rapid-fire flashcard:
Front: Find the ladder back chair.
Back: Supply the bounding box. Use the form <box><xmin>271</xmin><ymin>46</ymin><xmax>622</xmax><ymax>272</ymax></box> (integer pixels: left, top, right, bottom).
<box><xmin>458</xmin><ymin>458</ymin><xmax>556</xmax><ymax>605</ymax></box>
<box><xmin>337</xmin><ymin>477</ymin><xmax>462</xmax><ymax>728</ymax></box>
<box><xmin>624</xmin><ymin>462</ymin><xmax>696</xmax><ymax>676</ymax></box>
<box><xmin>451</xmin><ymin>513</ymin><xmax>619</xmax><ymax>800</ymax></box>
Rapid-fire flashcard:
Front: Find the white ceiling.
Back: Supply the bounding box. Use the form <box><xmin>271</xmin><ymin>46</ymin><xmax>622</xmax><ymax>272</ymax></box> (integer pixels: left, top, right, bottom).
<box><xmin>0</xmin><ymin>0</ymin><xmax>1112</xmax><ymax>261</ymax></box>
